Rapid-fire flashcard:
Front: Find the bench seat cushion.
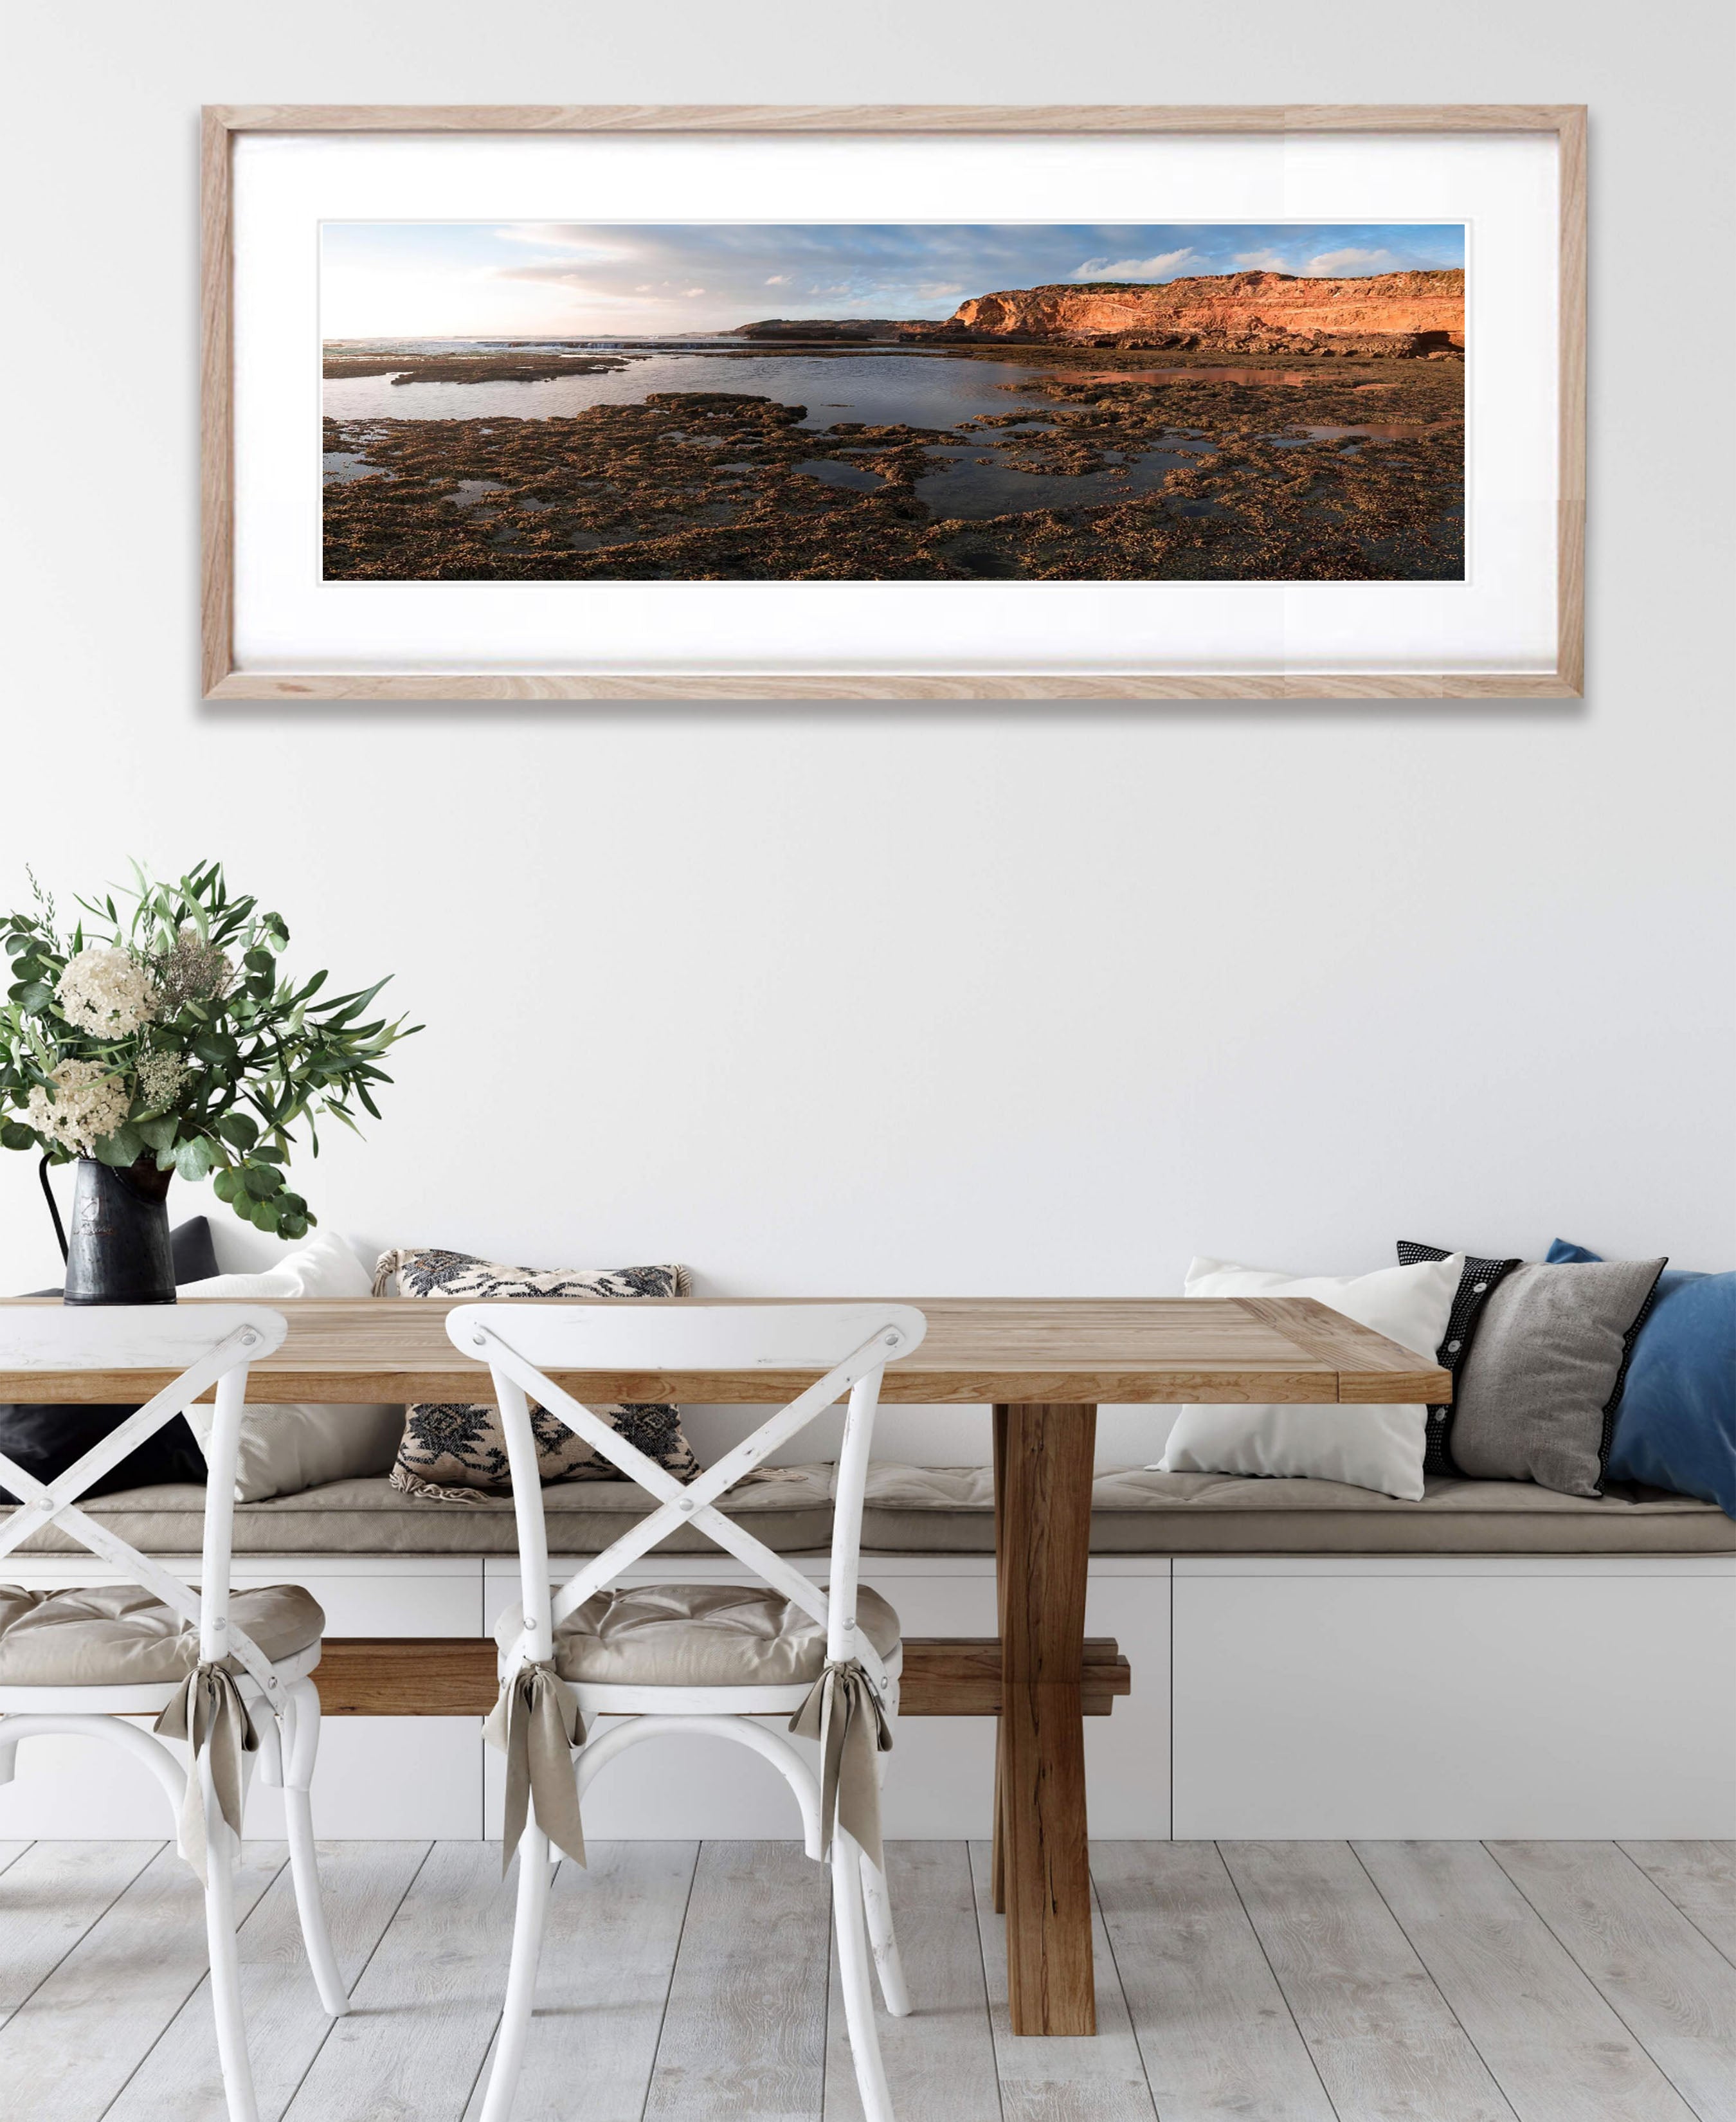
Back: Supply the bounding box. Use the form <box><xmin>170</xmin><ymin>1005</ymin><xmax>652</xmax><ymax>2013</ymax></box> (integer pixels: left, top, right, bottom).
<box><xmin>15</xmin><ymin>1462</ymin><xmax>1733</xmax><ymax>1559</ymax></box>
<box><xmin>17</xmin><ymin>1465</ymin><xmax>838</xmax><ymax>1557</ymax></box>
<box><xmin>497</xmin><ymin>1582</ymin><xmax>901</xmax><ymax>1688</ymax></box>
<box><xmin>0</xmin><ymin>1583</ymin><xmax>323</xmax><ymax>1687</ymax></box>
<box><xmin>862</xmin><ymin>1465</ymin><xmax>1736</xmax><ymax>1555</ymax></box>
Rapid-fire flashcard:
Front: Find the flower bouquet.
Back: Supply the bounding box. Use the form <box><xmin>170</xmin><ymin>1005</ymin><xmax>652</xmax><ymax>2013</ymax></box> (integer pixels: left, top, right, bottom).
<box><xmin>1</xmin><ymin>861</ymin><xmax>416</xmax><ymax>1295</ymax></box>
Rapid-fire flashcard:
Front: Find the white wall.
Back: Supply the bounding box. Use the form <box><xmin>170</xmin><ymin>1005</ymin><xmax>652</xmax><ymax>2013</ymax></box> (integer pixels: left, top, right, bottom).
<box><xmin>4</xmin><ymin>3</ymin><xmax>1733</xmax><ymax>1364</ymax></box>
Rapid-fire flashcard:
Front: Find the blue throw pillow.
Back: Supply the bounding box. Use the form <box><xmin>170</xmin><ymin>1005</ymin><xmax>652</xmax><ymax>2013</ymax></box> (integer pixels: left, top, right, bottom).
<box><xmin>1548</xmin><ymin>1239</ymin><xmax>1736</xmax><ymax>1517</ymax></box>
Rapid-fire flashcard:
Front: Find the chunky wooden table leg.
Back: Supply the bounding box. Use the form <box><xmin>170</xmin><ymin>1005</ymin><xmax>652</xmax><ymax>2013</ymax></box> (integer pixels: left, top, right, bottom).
<box><xmin>993</xmin><ymin>1400</ymin><xmax>1098</xmax><ymax>2036</ymax></box>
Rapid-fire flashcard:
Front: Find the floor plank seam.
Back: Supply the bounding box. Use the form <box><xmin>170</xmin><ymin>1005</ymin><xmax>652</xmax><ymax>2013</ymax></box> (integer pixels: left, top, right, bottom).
<box><xmin>281</xmin><ymin>1838</ymin><xmax>437</xmax><ymax>2122</ymax></box>
<box><xmin>969</xmin><ymin>1842</ymin><xmax>1009</xmax><ymax>2122</ymax></box>
<box><xmin>1613</xmin><ymin>1840</ymin><xmax>1736</xmax><ymax>1979</ymax></box>
<box><xmin>1211</xmin><ymin>1841</ymin><xmax>1343</xmax><ymax>2122</ymax></box>
<box><xmin>1089</xmin><ymin>1867</ymin><xmax>1161</xmax><ymax>2120</ymax></box>
<box><xmin>1345</xmin><ymin>1842</ymin><xmax>1524</xmax><ymax>2122</ymax></box>
<box><xmin>639</xmin><ymin>1839</ymin><xmax>701</xmax><ymax>2122</ymax></box>
<box><xmin>459</xmin><ymin>2007</ymin><xmax>502</xmax><ymax>2122</ymax></box>
<box><xmin>6</xmin><ymin>1840</ymin><xmax>169</xmax><ymax>2059</ymax></box>
<box><xmin>1479</xmin><ymin>1840</ymin><xmax>1712</xmax><ymax>2120</ymax></box>
<box><xmin>97</xmin><ymin>1850</ymin><xmax>291</xmax><ymax>2122</ymax></box>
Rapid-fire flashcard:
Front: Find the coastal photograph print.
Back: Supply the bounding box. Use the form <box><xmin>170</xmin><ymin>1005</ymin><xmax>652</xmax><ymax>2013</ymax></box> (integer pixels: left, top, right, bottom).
<box><xmin>321</xmin><ymin>221</ymin><xmax>1467</xmax><ymax>585</ymax></box>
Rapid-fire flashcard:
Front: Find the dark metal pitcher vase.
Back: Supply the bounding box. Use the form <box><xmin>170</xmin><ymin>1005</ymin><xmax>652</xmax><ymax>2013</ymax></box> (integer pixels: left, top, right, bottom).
<box><xmin>63</xmin><ymin>1156</ymin><xmax>176</xmax><ymax>1305</ymax></box>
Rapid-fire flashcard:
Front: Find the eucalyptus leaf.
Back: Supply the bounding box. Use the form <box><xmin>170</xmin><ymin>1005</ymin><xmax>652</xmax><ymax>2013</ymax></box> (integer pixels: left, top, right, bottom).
<box><xmin>174</xmin><ymin>1134</ymin><xmax>219</xmax><ymax>1181</ymax></box>
<box><xmin>93</xmin><ymin>1123</ymin><xmax>145</xmax><ymax>1167</ymax></box>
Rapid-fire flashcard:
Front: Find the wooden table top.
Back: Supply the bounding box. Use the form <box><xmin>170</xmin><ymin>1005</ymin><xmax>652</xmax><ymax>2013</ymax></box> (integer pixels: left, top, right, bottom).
<box><xmin>0</xmin><ymin>1296</ymin><xmax>1450</xmax><ymax>1406</ymax></box>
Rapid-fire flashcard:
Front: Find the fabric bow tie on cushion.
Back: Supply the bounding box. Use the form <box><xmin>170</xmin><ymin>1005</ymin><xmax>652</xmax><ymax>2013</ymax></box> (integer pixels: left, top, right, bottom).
<box><xmin>485</xmin><ymin>1661</ymin><xmax>588</xmax><ymax>1872</ymax></box>
<box><xmin>154</xmin><ymin>1664</ymin><xmax>261</xmax><ymax>1883</ymax></box>
<box><xmin>789</xmin><ymin>1658</ymin><xmax>894</xmax><ymax>1872</ymax></box>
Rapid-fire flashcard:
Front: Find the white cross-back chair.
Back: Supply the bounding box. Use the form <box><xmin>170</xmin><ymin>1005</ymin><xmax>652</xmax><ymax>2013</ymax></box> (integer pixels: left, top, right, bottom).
<box><xmin>448</xmin><ymin>1300</ymin><xmax>927</xmax><ymax>2122</ymax></box>
<box><xmin>0</xmin><ymin>1305</ymin><xmax>348</xmax><ymax>2122</ymax></box>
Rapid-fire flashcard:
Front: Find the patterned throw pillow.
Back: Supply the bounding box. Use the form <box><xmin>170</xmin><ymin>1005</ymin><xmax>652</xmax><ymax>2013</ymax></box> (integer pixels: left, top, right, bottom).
<box><xmin>375</xmin><ymin>1247</ymin><xmax>700</xmax><ymax>1502</ymax></box>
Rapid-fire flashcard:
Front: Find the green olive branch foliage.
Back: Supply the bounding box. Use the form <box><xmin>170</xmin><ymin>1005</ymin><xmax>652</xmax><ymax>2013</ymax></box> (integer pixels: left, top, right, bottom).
<box><xmin>0</xmin><ymin>861</ymin><xmax>419</xmax><ymax>1239</ymax></box>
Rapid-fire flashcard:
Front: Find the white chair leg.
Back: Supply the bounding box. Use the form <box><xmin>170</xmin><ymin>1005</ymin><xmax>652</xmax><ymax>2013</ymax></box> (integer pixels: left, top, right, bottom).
<box><xmin>860</xmin><ymin>1732</ymin><xmax>909</xmax><ymax>2016</ymax></box>
<box><xmin>859</xmin><ymin>1849</ymin><xmax>910</xmax><ymax>2017</ymax></box>
<box><xmin>833</xmin><ymin>1827</ymin><xmax>896</xmax><ymax>2122</ymax></box>
<box><xmin>478</xmin><ymin>1822</ymin><xmax>553</xmax><ymax>2122</ymax></box>
<box><xmin>203</xmin><ymin>1796</ymin><xmax>262</xmax><ymax>2122</ymax></box>
<box><xmin>279</xmin><ymin>1680</ymin><xmax>349</xmax><ymax>2016</ymax></box>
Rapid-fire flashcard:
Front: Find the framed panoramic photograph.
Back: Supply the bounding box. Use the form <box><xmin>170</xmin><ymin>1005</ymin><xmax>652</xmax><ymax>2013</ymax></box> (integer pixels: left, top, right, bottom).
<box><xmin>201</xmin><ymin>105</ymin><xmax>1585</xmax><ymax>699</ymax></box>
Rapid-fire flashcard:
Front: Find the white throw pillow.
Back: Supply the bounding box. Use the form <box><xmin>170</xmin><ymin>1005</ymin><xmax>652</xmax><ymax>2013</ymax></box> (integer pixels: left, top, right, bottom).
<box><xmin>179</xmin><ymin>1230</ymin><xmax>402</xmax><ymax>1501</ymax></box>
<box><xmin>1154</xmin><ymin>1253</ymin><xmax>1463</xmax><ymax>1501</ymax></box>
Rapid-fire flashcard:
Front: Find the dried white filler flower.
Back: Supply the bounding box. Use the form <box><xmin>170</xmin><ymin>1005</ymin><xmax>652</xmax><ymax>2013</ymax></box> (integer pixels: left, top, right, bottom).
<box><xmin>55</xmin><ymin>946</ymin><xmax>156</xmax><ymax>1038</ymax></box>
<box><xmin>26</xmin><ymin>1059</ymin><xmax>132</xmax><ymax>1156</ymax></box>
<box><xmin>150</xmin><ymin>921</ymin><xmax>235</xmax><ymax>1011</ymax></box>
<box><xmin>134</xmin><ymin>1046</ymin><xmax>192</xmax><ymax>1113</ymax></box>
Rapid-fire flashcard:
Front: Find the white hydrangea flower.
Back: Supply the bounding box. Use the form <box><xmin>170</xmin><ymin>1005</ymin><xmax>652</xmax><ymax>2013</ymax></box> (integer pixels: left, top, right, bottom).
<box><xmin>25</xmin><ymin>1059</ymin><xmax>132</xmax><ymax>1156</ymax></box>
<box><xmin>55</xmin><ymin>946</ymin><xmax>156</xmax><ymax>1037</ymax></box>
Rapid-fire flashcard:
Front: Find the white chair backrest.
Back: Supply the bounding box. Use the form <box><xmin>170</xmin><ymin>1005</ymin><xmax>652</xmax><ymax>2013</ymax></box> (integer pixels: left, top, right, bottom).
<box><xmin>446</xmin><ymin>1302</ymin><xmax>927</xmax><ymax>1687</ymax></box>
<box><xmin>0</xmin><ymin>1306</ymin><xmax>289</xmax><ymax>1696</ymax></box>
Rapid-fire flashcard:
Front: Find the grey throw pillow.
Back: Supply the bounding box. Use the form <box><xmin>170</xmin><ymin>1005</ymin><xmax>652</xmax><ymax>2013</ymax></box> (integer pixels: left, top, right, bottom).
<box><xmin>1449</xmin><ymin>1258</ymin><xmax>1667</xmax><ymax>1496</ymax></box>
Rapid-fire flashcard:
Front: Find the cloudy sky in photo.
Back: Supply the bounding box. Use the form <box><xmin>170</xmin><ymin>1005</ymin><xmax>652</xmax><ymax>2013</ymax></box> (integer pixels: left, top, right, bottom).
<box><xmin>320</xmin><ymin>222</ymin><xmax>1466</xmax><ymax>339</ymax></box>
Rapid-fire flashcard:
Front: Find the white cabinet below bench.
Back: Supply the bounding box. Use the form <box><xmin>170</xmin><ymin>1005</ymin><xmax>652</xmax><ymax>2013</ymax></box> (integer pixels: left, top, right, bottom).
<box><xmin>1172</xmin><ymin>1555</ymin><xmax>1736</xmax><ymax>1840</ymax></box>
<box><xmin>0</xmin><ymin>1552</ymin><xmax>1730</xmax><ymax>1841</ymax></box>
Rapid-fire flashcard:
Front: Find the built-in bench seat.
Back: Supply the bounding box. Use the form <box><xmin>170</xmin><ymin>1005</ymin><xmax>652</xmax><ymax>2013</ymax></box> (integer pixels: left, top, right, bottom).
<box><xmin>19</xmin><ymin>1462</ymin><xmax>1735</xmax><ymax>1556</ymax></box>
<box><xmin>6</xmin><ymin>1462</ymin><xmax>1733</xmax><ymax>1842</ymax></box>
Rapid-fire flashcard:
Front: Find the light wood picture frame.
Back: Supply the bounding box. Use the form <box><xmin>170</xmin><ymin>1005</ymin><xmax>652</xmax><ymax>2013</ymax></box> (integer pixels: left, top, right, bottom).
<box><xmin>201</xmin><ymin>104</ymin><xmax>1586</xmax><ymax>701</ymax></box>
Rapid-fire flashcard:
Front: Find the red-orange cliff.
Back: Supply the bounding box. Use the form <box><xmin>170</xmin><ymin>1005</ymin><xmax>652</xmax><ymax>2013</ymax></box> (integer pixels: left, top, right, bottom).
<box><xmin>928</xmin><ymin>269</ymin><xmax>1465</xmax><ymax>351</ymax></box>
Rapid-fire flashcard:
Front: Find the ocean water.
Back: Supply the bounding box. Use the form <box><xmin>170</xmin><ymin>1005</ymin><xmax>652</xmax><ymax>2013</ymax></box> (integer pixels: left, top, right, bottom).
<box><xmin>322</xmin><ymin>349</ymin><xmax>1060</xmax><ymax>430</ymax></box>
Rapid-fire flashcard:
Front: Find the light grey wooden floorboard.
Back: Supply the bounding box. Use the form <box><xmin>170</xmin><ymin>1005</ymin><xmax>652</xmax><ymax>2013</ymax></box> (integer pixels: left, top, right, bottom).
<box><xmin>460</xmin><ymin>1842</ymin><xmax>698</xmax><ymax>2122</ymax></box>
<box><xmin>1357</xmin><ymin>1840</ymin><xmax>1697</xmax><ymax>2122</ymax></box>
<box><xmin>0</xmin><ymin>1841</ymin><xmax>282</xmax><ymax>2122</ymax></box>
<box><xmin>0</xmin><ymin>1841</ymin><xmax>161</xmax><ymax>2017</ymax></box>
<box><xmin>967</xmin><ymin>1838</ymin><xmax>1157</xmax><ymax>2122</ymax></box>
<box><xmin>644</xmin><ymin>1840</ymin><xmax>831</xmax><ymax>2122</ymax></box>
<box><xmin>0</xmin><ymin>1842</ymin><xmax>32</xmax><ymax>1878</ymax></box>
<box><xmin>1489</xmin><ymin>1841</ymin><xmax>1736</xmax><ymax>2122</ymax></box>
<box><xmin>824</xmin><ymin>1842</ymin><xmax>1000</xmax><ymax>2122</ymax></box>
<box><xmin>1094</xmin><ymin>1840</ymin><xmax>1336</xmax><ymax>2122</ymax></box>
<box><xmin>1222</xmin><ymin>1840</ymin><xmax>1515</xmax><ymax>2122</ymax></box>
<box><xmin>282</xmin><ymin>1841</ymin><xmax>521</xmax><ymax>2122</ymax></box>
<box><xmin>1620</xmin><ymin>1843</ymin><xmax>1736</xmax><ymax>1968</ymax></box>
<box><xmin>105</xmin><ymin>1840</ymin><xmax>431</xmax><ymax>2122</ymax></box>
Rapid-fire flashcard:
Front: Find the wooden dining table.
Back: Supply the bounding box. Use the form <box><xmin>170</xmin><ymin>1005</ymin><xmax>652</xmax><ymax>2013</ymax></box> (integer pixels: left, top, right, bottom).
<box><xmin>3</xmin><ymin>1292</ymin><xmax>1449</xmax><ymax>2038</ymax></box>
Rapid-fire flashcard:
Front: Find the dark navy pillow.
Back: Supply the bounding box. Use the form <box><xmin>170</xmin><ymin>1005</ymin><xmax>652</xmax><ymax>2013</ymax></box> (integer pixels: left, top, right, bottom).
<box><xmin>1</xmin><ymin>1217</ymin><xmax>221</xmax><ymax>1503</ymax></box>
<box><xmin>1548</xmin><ymin>1240</ymin><xmax>1736</xmax><ymax>1519</ymax></box>
<box><xmin>1397</xmin><ymin>1241</ymin><xmax>1524</xmax><ymax>1474</ymax></box>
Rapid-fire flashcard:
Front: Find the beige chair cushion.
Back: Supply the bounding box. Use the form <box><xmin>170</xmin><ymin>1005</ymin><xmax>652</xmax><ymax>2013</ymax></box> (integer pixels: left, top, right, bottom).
<box><xmin>0</xmin><ymin>1584</ymin><xmax>324</xmax><ymax>1688</ymax></box>
<box><xmin>495</xmin><ymin>1582</ymin><xmax>901</xmax><ymax>1689</ymax></box>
